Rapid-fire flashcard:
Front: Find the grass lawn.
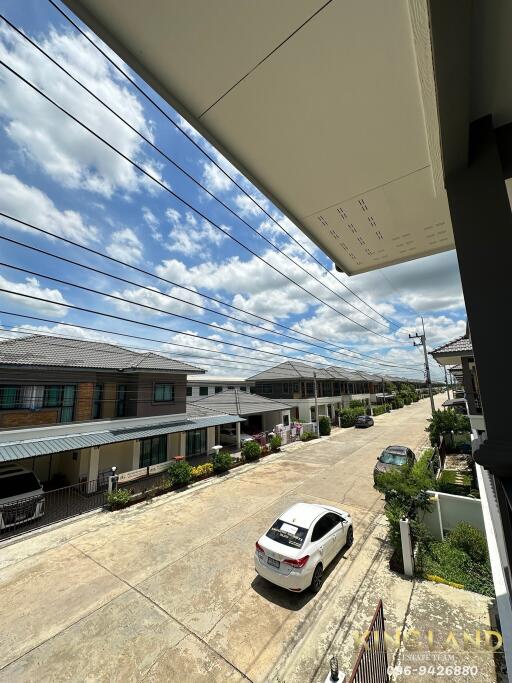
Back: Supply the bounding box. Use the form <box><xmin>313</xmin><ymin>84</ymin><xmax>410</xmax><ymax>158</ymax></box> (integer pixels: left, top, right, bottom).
<box><xmin>418</xmin><ymin>524</ymin><xmax>494</xmax><ymax>597</ymax></box>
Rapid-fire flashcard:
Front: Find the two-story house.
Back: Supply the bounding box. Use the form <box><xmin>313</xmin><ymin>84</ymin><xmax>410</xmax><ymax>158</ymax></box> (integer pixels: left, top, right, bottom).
<box><xmin>247</xmin><ymin>361</ymin><xmax>382</xmax><ymax>422</ymax></box>
<box><xmin>0</xmin><ymin>335</ymin><xmax>243</xmax><ymax>488</ymax></box>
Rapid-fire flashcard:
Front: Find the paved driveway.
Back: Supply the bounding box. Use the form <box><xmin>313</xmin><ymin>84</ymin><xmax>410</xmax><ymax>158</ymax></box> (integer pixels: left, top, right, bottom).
<box><xmin>0</xmin><ymin>398</ymin><xmax>441</xmax><ymax>682</ymax></box>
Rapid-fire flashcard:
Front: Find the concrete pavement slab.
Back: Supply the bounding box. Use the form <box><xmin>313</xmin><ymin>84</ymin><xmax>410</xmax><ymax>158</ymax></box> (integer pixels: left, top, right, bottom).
<box><xmin>0</xmin><ymin>543</ymin><xmax>127</xmax><ymax>669</ymax></box>
<box><xmin>0</xmin><ymin>590</ymin><xmax>186</xmax><ymax>683</ymax></box>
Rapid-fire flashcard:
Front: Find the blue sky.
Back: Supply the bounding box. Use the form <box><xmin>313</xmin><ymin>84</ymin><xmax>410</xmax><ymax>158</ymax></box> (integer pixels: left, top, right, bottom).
<box><xmin>0</xmin><ymin>0</ymin><xmax>467</xmax><ymax>381</ymax></box>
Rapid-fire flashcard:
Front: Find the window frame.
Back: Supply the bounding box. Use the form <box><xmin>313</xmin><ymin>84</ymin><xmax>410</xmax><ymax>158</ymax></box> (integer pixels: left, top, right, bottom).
<box><xmin>153</xmin><ymin>382</ymin><xmax>174</xmax><ymax>403</ymax></box>
<box><xmin>92</xmin><ymin>383</ymin><xmax>103</xmax><ymax>419</ymax></box>
<box><xmin>199</xmin><ymin>386</ymin><xmax>209</xmax><ymax>396</ymax></box>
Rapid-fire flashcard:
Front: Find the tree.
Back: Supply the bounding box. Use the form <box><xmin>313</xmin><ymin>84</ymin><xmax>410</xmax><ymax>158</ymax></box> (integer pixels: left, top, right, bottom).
<box><xmin>319</xmin><ymin>415</ymin><xmax>331</xmax><ymax>436</ymax></box>
<box><xmin>426</xmin><ymin>409</ymin><xmax>470</xmax><ymax>446</ymax></box>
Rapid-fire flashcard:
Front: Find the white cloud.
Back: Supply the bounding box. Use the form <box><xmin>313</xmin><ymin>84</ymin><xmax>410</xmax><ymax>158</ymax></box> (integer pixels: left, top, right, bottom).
<box><xmin>201</xmin><ymin>160</ymin><xmax>233</xmax><ymax>193</ymax></box>
<box><xmin>0</xmin><ymin>274</ymin><xmax>68</xmax><ymax>317</ymax></box>
<box><xmin>109</xmin><ymin>283</ymin><xmax>204</xmax><ymax>318</ymax></box>
<box><xmin>0</xmin><ymin>171</ymin><xmax>99</xmax><ymax>244</ymax></box>
<box><xmin>142</xmin><ymin>206</ymin><xmax>162</xmax><ymax>241</ymax></box>
<box><xmin>163</xmin><ymin>210</ymin><xmax>229</xmax><ymax>256</ymax></box>
<box><xmin>105</xmin><ymin>228</ymin><xmax>143</xmax><ymax>265</ymax></box>
<box><xmin>0</xmin><ymin>26</ymin><xmax>157</xmax><ymax>197</ymax></box>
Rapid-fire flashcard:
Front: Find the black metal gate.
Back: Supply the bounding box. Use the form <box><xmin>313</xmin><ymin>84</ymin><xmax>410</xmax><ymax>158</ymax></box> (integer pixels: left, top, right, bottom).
<box><xmin>348</xmin><ymin>600</ymin><xmax>389</xmax><ymax>683</ymax></box>
<box><xmin>0</xmin><ymin>479</ymin><xmax>107</xmax><ymax>541</ymax></box>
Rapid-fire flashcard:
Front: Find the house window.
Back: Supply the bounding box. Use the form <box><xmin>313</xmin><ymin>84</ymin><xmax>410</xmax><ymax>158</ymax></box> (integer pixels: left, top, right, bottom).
<box><xmin>257</xmin><ymin>384</ymin><xmax>273</xmax><ymax>394</ymax></box>
<box><xmin>0</xmin><ymin>386</ymin><xmax>20</xmax><ymax>410</ymax></box>
<box><xmin>306</xmin><ymin>382</ymin><xmax>314</xmax><ymax>396</ymax></box>
<box><xmin>60</xmin><ymin>385</ymin><xmax>76</xmax><ymax>423</ymax></box>
<box><xmin>92</xmin><ymin>384</ymin><xmax>103</xmax><ymax>419</ymax></box>
<box><xmin>186</xmin><ymin>386</ymin><xmax>192</xmax><ymax>397</ymax></box>
<box><xmin>227</xmin><ymin>386</ymin><xmax>234</xmax><ymax>390</ymax></box>
<box><xmin>282</xmin><ymin>383</ymin><xmax>289</xmax><ymax>393</ymax></box>
<box><xmin>44</xmin><ymin>385</ymin><xmax>62</xmax><ymax>408</ymax></box>
<box><xmin>214</xmin><ymin>386</ymin><xmax>222</xmax><ymax>393</ymax></box>
<box><xmin>292</xmin><ymin>383</ymin><xmax>299</xmax><ymax>393</ymax></box>
<box><xmin>154</xmin><ymin>383</ymin><xmax>174</xmax><ymax>402</ymax></box>
<box><xmin>333</xmin><ymin>382</ymin><xmax>341</xmax><ymax>395</ymax></box>
<box><xmin>116</xmin><ymin>385</ymin><xmax>127</xmax><ymax>417</ymax></box>
<box><xmin>186</xmin><ymin>428</ymin><xmax>206</xmax><ymax>457</ymax></box>
<box><xmin>240</xmin><ymin>386</ymin><xmax>246</xmax><ymax>392</ymax></box>
<box><xmin>139</xmin><ymin>435</ymin><xmax>167</xmax><ymax>467</ymax></box>
<box><xmin>199</xmin><ymin>386</ymin><xmax>209</xmax><ymax>396</ymax></box>
<box><xmin>283</xmin><ymin>414</ymin><xmax>290</xmax><ymax>426</ymax></box>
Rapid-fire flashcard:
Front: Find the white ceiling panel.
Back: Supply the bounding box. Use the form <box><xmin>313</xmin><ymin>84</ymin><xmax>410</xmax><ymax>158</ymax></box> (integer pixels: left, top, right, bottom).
<box><xmin>65</xmin><ymin>0</ymin><xmax>453</xmax><ymax>274</ymax></box>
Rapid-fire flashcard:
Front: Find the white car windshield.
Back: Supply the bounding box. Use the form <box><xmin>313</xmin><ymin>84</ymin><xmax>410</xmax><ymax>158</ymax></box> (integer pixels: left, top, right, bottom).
<box><xmin>0</xmin><ymin>472</ymin><xmax>40</xmax><ymax>498</ymax></box>
<box><xmin>266</xmin><ymin>519</ymin><xmax>308</xmax><ymax>549</ymax></box>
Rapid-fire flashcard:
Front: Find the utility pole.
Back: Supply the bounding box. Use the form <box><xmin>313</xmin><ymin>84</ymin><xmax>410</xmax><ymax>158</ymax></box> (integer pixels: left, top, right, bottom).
<box><xmin>409</xmin><ymin>317</ymin><xmax>435</xmax><ymax>415</ymax></box>
<box><xmin>313</xmin><ymin>371</ymin><xmax>319</xmax><ymax>435</ymax></box>
<box><xmin>444</xmin><ymin>366</ymin><xmax>451</xmax><ymax>400</ymax></box>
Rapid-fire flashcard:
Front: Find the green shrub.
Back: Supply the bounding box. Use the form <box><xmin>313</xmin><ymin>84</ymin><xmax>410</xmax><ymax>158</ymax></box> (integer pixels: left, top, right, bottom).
<box><xmin>318</xmin><ymin>415</ymin><xmax>331</xmax><ymax>436</ymax></box>
<box><xmin>242</xmin><ymin>440</ymin><xmax>261</xmax><ymax>461</ymax></box>
<box><xmin>270</xmin><ymin>435</ymin><xmax>282</xmax><ymax>452</ymax></box>
<box><xmin>168</xmin><ymin>460</ymin><xmax>192</xmax><ymax>486</ymax></box>
<box><xmin>212</xmin><ymin>450</ymin><xmax>233</xmax><ymax>473</ymax></box>
<box><xmin>106</xmin><ymin>488</ymin><xmax>131</xmax><ymax>510</ymax></box>
<box><xmin>426</xmin><ymin>409</ymin><xmax>471</xmax><ymax>446</ymax></box>
<box><xmin>391</xmin><ymin>397</ymin><xmax>404</xmax><ymax>409</ymax></box>
<box><xmin>403</xmin><ymin>396</ymin><xmax>412</xmax><ymax>406</ymax></box>
<box><xmin>372</xmin><ymin>404</ymin><xmax>390</xmax><ymax>416</ymax></box>
<box><xmin>191</xmin><ymin>462</ymin><xmax>214</xmax><ymax>478</ymax></box>
<box><xmin>377</xmin><ymin>449</ymin><xmax>437</xmax><ymax>556</ymax></box>
<box><xmin>447</xmin><ymin>522</ymin><xmax>488</xmax><ymax>564</ymax></box>
<box><xmin>338</xmin><ymin>406</ymin><xmax>365</xmax><ymax>427</ymax></box>
<box><xmin>300</xmin><ymin>430</ymin><xmax>318</xmax><ymax>441</ymax></box>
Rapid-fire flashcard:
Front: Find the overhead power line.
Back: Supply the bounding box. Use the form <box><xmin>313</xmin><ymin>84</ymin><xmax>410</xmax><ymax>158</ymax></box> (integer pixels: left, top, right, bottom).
<box><xmin>0</xmin><ymin>55</ymin><xmax>410</xmax><ymax>349</ymax></box>
<box><xmin>46</xmin><ymin>0</ymin><xmax>406</xmax><ymax>334</ymax></box>
<box><xmin>0</xmin><ymin>225</ymin><xmax>413</xmax><ymax>368</ymax></box>
<box><xmin>0</xmin><ymin>289</ymin><xmax>424</xmax><ymax>376</ymax></box>
<box><xmin>0</xmin><ymin>260</ymin><xmax>422</xmax><ymax>372</ymax></box>
<box><xmin>1</xmin><ymin>13</ymin><xmax>398</xmax><ymax>337</ymax></box>
<box><xmin>0</xmin><ymin>326</ymin><xmax>424</xmax><ymax>387</ymax></box>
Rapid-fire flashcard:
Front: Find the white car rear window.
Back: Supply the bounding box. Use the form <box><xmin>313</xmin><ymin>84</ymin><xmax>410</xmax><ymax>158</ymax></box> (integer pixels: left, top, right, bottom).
<box><xmin>266</xmin><ymin>518</ymin><xmax>308</xmax><ymax>549</ymax></box>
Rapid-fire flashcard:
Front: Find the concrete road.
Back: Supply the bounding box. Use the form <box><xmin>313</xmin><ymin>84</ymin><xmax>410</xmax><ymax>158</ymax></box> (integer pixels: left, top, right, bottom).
<box><xmin>0</xmin><ymin>396</ymin><xmax>461</xmax><ymax>682</ymax></box>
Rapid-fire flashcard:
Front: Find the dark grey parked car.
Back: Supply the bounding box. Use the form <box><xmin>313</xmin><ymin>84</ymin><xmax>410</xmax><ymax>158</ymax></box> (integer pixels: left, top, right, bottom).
<box><xmin>355</xmin><ymin>415</ymin><xmax>374</xmax><ymax>428</ymax></box>
<box><xmin>373</xmin><ymin>445</ymin><xmax>415</xmax><ymax>484</ymax></box>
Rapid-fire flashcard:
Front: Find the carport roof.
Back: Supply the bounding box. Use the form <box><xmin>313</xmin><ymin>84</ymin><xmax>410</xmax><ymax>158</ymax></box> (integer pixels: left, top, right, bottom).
<box><xmin>192</xmin><ymin>389</ymin><xmax>291</xmax><ymax>416</ymax></box>
<box><xmin>0</xmin><ymin>411</ymin><xmax>243</xmax><ymax>463</ymax></box>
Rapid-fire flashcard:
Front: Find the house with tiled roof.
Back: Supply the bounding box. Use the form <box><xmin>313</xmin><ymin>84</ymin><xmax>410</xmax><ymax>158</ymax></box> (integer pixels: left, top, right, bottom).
<box><xmin>430</xmin><ymin>329</ymin><xmax>483</xmax><ymax>430</ymax></box>
<box><xmin>0</xmin><ymin>335</ymin><xmax>243</xmax><ymax>498</ymax></box>
<box><xmin>247</xmin><ymin>361</ymin><xmax>425</xmax><ymax>422</ymax></box>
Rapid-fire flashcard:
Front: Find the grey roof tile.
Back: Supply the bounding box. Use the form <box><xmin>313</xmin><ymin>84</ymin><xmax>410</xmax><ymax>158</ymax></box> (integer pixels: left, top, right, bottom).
<box><xmin>0</xmin><ymin>335</ymin><xmax>205</xmax><ymax>374</ymax></box>
<box><xmin>193</xmin><ymin>388</ymin><xmax>291</xmax><ymax>415</ymax></box>
<box><xmin>431</xmin><ymin>336</ymin><xmax>473</xmax><ymax>356</ymax></box>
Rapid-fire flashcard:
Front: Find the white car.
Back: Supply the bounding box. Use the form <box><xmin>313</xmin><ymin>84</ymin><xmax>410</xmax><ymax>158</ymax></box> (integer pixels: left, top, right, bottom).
<box><xmin>255</xmin><ymin>502</ymin><xmax>353</xmax><ymax>593</ymax></box>
<box><xmin>0</xmin><ymin>465</ymin><xmax>45</xmax><ymax>530</ymax></box>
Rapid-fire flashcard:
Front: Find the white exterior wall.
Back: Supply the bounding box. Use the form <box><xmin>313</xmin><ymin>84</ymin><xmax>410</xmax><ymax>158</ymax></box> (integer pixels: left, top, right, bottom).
<box><xmin>262</xmin><ymin>409</ymin><xmax>291</xmax><ymax>432</ymax></box>
<box><xmin>293</xmin><ymin>397</ymin><xmax>345</xmax><ymax>422</ymax></box>
<box><xmin>187</xmin><ymin>382</ymin><xmax>253</xmax><ymax>399</ymax></box>
<box><xmin>421</xmin><ymin>491</ymin><xmax>485</xmax><ymax>540</ymax></box>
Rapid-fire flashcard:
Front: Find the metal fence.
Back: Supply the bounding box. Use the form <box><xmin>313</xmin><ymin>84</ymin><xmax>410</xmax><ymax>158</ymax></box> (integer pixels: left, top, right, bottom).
<box><xmin>0</xmin><ymin>478</ymin><xmax>107</xmax><ymax>541</ymax></box>
<box><xmin>348</xmin><ymin>599</ymin><xmax>389</xmax><ymax>683</ymax></box>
